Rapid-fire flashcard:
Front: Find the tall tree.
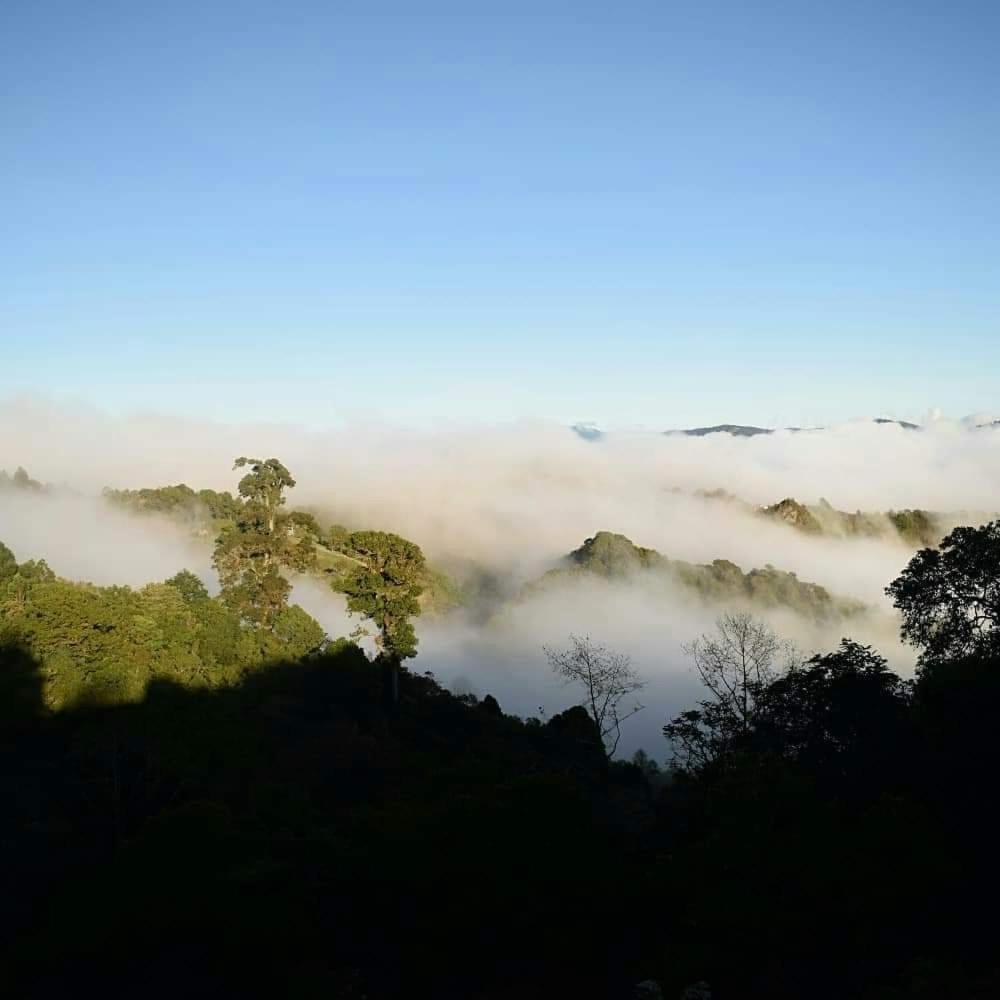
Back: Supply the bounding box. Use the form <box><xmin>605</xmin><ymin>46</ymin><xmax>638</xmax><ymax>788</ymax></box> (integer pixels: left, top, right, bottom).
<box><xmin>233</xmin><ymin>457</ymin><xmax>293</xmax><ymax>532</ymax></box>
<box><xmin>213</xmin><ymin>457</ymin><xmax>315</xmax><ymax>630</ymax></box>
<box><xmin>340</xmin><ymin>531</ymin><xmax>425</xmax><ymax>661</ymax></box>
<box><xmin>544</xmin><ymin>634</ymin><xmax>645</xmax><ymax>758</ymax></box>
<box><xmin>887</xmin><ymin>520</ymin><xmax>1000</xmax><ymax>665</ymax></box>
<box><xmin>0</xmin><ymin>541</ymin><xmax>17</xmax><ymax>583</ymax></box>
<box><xmin>757</xmin><ymin>640</ymin><xmax>912</xmax><ymax>795</ymax></box>
<box><xmin>664</xmin><ymin>612</ymin><xmax>794</xmax><ymax>771</ymax></box>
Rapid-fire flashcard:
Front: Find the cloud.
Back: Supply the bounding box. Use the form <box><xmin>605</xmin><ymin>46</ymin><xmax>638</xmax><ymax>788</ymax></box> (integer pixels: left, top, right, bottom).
<box><xmin>2</xmin><ymin>396</ymin><xmax>997</xmax><ymax>756</ymax></box>
<box><xmin>0</xmin><ymin>488</ymin><xmax>213</xmax><ymax>588</ymax></box>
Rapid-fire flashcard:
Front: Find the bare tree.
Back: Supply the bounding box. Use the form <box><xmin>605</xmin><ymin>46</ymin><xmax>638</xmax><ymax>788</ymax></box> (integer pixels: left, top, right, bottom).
<box><xmin>664</xmin><ymin>613</ymin><xmax>797</xmax><ymax>771</ymax></box>
<box><xmin>545</xmin><ymin>635</ymin><xmax>645</xmax><ymax>757</ymax></box>
<box><xmin>687</xmin><ymin>612</ymin><xmax>790</xmax><ymax>737</ymax></box>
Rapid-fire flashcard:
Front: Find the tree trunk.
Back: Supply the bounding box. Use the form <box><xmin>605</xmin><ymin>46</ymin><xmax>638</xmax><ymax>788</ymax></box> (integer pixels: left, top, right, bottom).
<box><xmin>381</xmin><ymin>655</ymin><xmax>400</xmax><ymax>709</ymax></box>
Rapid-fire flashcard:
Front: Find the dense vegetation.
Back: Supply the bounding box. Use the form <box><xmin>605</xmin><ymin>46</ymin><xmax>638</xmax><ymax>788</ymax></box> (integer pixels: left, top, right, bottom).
<box><xmin>1</xmin><ymin>458</ymin><xmax>445</xmax><ymax>709</ymax></box>
<box><xmin>0</xmin><ymin>546</ymin><xmax>323</xmax><ymax>707</ymax></box>
<box><xmin>105</xmin><ymin>481</ymin><xmax>244</xmax><ymax>526</ymax></box>
<box><xmin>4</xmin><ymin>456</ymin><xmax>1000</xmax><ymax>996</ymax></box>
<box><xmin>687</xmin><ymin>487</ymin><xmax>959</xmax><ymax>548</ymax></box>
<box><xmin>759</xmin><ymin>496</ymin><xmax>942</xmax><ymax>546</ymax></box>
<box><xmin>105</xmin><ymin>476</ymin><xmax>463</xmax><ymax>614</ymax></box>
<box><xmin>527</xmin><ymin>530</ymin><xmax>864</xmax><ymax>622</ymax></box>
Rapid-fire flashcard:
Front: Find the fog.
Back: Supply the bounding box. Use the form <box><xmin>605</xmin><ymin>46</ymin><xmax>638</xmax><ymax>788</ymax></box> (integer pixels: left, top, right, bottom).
<box><xmin>2</xmin><ymin>397</ymin><xmax>998</xmax><ymax>757</ymax></box>
<box><xmin>0</xmin><ymin>488</ymin><xmax>214</xmax><ymax>588</ymax></box>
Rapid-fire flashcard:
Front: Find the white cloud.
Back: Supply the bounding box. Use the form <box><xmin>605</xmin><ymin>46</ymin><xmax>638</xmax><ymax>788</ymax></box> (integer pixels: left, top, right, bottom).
<box><xmin>2</xmin><ymin>397</ymin><xmax>997</xmax><ymax>756</ymax></box>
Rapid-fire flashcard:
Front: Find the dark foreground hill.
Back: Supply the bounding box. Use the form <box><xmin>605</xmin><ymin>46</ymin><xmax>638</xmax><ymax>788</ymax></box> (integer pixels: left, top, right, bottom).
<box><xmin>4</xmin><ymin>615</ymin><xmax>1000</xmax><ymax>999</ymax></box>
<box><xmin>1</xmin><ymin>641</ymin><xmax>649</xmax><ymax>999</ymax></box>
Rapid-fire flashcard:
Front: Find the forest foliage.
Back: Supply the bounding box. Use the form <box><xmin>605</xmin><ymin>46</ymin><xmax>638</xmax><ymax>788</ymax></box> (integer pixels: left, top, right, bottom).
<box><xmin>1</xmin><ymin>458</ymin><xmax>431</xmax><ymax>709</ymax></box>
<box><xmin>527</xmin><ymin>529</ymin><xmax>865</xmax><ymax>622</ymax></box>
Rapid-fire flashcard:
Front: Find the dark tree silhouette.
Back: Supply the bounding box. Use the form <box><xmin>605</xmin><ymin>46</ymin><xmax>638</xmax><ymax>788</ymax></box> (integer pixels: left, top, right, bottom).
<box><xmin>663</xmin><ymin>613</ymin><xmax>794</xmax><ymax>770</ymax></box>
<box><xmin>545</xmin><ymin>635</ymin><xmax>645</xmax><ymax>757</ymax></box>
<box><xmin>757</xmin><ymin>639</ymin><xmax>912</xmax><ymax>795</ymax></box>
<box><xmin>887</xmin><ymin>520</ymin><xmax>1000</xmax><ymax>664</ymax></box>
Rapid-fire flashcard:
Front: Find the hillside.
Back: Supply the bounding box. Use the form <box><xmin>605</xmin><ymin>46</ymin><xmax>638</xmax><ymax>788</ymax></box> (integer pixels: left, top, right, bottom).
<box><xmin>758</xmin><ymin>497</ymin><xmax>943</xmax><ymax>546</ymax></box>
<box><xmin>525</xmin><ymin>530</ymin><xmax>865</xmax><ymax>622</ymax></box>
<box><xmin>0</xmin><ymin>541</ymin><xmax>326</xmax><ymax>709</ymax></box>
<box><xmin>30</xmin><ymin>470</ymin><xmax>936</xmax><ymax>621</ymax></box>
<box><xmin>103</xmin><ymin>482</ymin><xmax>463</xmax><ymax>615</ymax></box>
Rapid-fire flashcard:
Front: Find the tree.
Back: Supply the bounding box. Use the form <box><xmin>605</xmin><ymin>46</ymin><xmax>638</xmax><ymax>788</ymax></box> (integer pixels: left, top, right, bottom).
<box><xmin>163</xmin><ymin>570</ymin><xmax>252</xmax><ymax>675</ymax></box>
<box><xmin>757</xmin><ymin>639</ymin><xmax>912</xmax><ymax>794</ymax></box>
<box><xmin>286</xmin><ymin>510</ymin><xmax>322</xmax><ymax>542</ymax></box>
<box><xmin>13</xmin><ymin>467</ymin><xmax>41</xmax><ymax>491</ymax></box>
<box><xmin>340</xmin><ymin>531</ymin><xmax>425</xmax><ymax>661</ymax></box>
<box><xmin>195</xmin><ymin>488</ymin><xmax>242</xmax><ymax>523</ymax></box>
<box><xmin>0</xmin><ymin>544</ymin><xmax>55</xmax><ymax>615</ymax></box>
<box><xmin>631</xmin><ymin>748</ymin><xmax>662</xmax><ymax>780</ymax></box>
<box><xmin>165</xmin><ymin>569</ymin><xmax>210</xmax><ymax>604</ymax></box>
<box><xmin>544</xmin><ymin>635</ymin><xmax>645</xmax><ymax>757</ymax></box>
<box><xmin>663</xmin><ymin>612</ymin><xmax>794</xmax><ymax>771</ymax></box>
<box><xmin>327</xmin><ymin>523</ymin><xmax>351</xmax><ymax>551</ymax></box>
<box><xmin>0</xmin><ymin>541</ymin><xmax>17</xmax><ymax>583</ymax></box>
<box><xmin>887</xmin><ymin>521</ymin><xmax>1000</xmax><ymax>665</ymax></box>
<box><xmin>268</xmin><ymin>605</ymin><xmax>327</xmax><ymax>660</ymax></box>
<box><xmin>212</xmin><ymin>457</ymin><xmax>316</xmax><ymax>630</ymax></box>
<box><xmin>233</xmin><ymin>457</ymin><xmax>295</xmax><ymax>533</ymax></box>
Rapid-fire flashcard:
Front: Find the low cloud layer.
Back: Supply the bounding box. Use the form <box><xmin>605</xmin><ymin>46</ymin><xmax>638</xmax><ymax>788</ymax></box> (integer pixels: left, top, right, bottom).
<box><xmin>0</xmin><ymin>488</ymin><xmax>213</xmax><ymax>588</ymax></box>
<box><xmin>2</xmin><ymin>397</ymin><xmax>997</xmax><ymax>757</ymax></box>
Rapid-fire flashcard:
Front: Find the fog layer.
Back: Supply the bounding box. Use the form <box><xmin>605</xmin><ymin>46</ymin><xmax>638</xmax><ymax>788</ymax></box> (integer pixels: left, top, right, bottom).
<box><xmin>3</xmin><ymin>398</ymin><xmax>997</xmax><ymax>755</ymax></box>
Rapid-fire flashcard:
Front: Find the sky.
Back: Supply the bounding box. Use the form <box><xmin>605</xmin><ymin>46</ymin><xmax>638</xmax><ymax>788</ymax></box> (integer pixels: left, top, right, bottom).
<box><xmin>2</xmin><ymin>1</ymin><xmax>998</xmax><ymax>429</ymax></box>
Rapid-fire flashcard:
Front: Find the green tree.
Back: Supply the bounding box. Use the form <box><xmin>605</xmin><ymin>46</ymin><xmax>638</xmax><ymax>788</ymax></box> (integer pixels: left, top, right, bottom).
<box><xmin>887</xmin><ymin>520</ymin><xmax>1000</xmax><ymax>665</ymax></box>
<box><xmin>212</xmin><ymin>457</ymin><xmax>316</xmax><ymax>630</ymax></box>
<box><xmin>233</xmin><ymin>456</ymin><xmax>295</xmax><ymax>533</ymax></box>
<box><xmin>340</xmin><ymin>531</ymin><xmax>425</xmax><ymax>661</ymax></box>
<box><xmin>163</xmin><ymin>570</ymin><xmax>252</xmax><ymax>676</ymax></box>
<box><xmin>268</xmin><ymin>605</ymin><xmax>327</xmax><ymax>660</ymax></box>
<box><xmin>286</xmin><ymin>510</ymin><xmax>323</xmax><ymax>542</ymax></box>
<box><xmin>1</xmin><ymin>557</ymin><xmax>56</xmax><ymax>614</ymax></box>
<box><xmin>0</xmin><ymin>541</ymin><xmax>17</xmax><ymax>583</ymax></box>
<box><xmin>164</xmin><ymin>569</ymin><xmax>210</xmax><ymax>603</ymax></box>
<box><xmin>327</xmin><ymin>523</ymin><xmax>351</xmax><ymax>551</ymax></box>
<box><xmin>196</xmin><ymin>488</ymin><xmax>242</xmax><ymax>523</ymax></box>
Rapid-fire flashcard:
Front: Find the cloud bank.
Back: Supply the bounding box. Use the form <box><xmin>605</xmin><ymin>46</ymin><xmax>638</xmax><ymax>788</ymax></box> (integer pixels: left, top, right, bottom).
<box><xmin>2</xmin><ymin>396</ymin><xmax>998</xmax><ymax>755</ymax></box>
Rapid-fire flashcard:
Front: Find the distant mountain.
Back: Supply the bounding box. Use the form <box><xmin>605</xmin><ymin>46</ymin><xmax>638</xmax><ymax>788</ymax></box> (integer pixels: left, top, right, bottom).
<box><xmin>872</xmin><ymin>417</ymin><xmax>920</xmax><ymax>430</ymax></box>
<box><xmin>571</xmin><ymin>423</ymin><xmax>604</xmax><ymax>441</ymax></box>
<box><xmin>671</xmin><ymin>423</ymin><xmax>776</xmax><ymax>437</ymax></box>
<box><xmin>573</xmin><ymin>418</ymin><xmax>997</xmax><ymax>440</ymax></box>
<box><xmin>666</xmin><ymin>418</ymin><xmax>920</xmax><ymax>437</ymax></box>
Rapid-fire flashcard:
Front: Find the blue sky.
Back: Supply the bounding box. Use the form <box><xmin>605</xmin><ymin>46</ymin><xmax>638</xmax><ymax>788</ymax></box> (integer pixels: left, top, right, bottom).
<box><xmin>3</xmin><ymin>1</ymin><xmax>998</xmax><ymax>428</ymax></box>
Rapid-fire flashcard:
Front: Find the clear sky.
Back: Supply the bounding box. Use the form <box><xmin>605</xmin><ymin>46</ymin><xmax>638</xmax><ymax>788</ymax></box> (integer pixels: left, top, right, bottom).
<box><xmin>3</xmin><ymin>1</ymin><xmax>998</xmax><ymax>428</ymax></box>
